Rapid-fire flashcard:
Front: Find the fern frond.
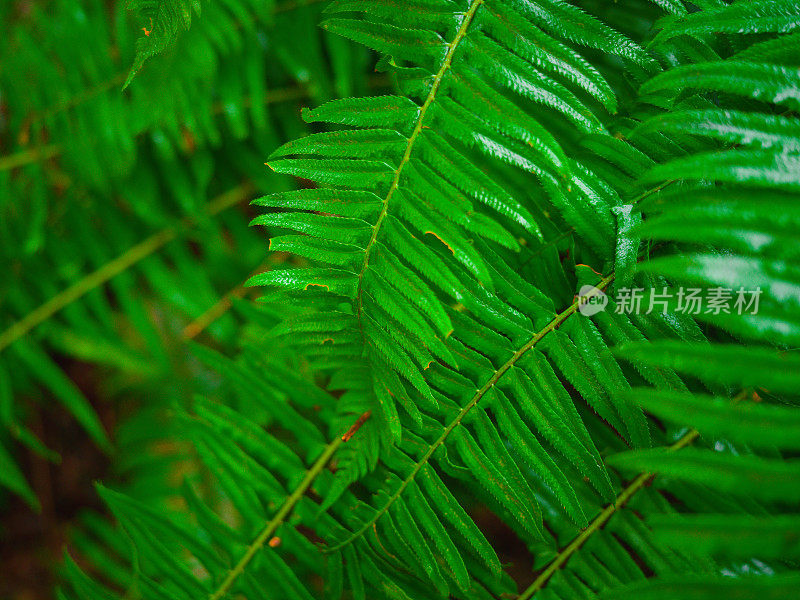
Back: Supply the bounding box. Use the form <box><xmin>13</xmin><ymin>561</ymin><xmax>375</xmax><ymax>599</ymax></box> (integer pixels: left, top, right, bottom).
<box><xmin>0</xmin><ymin>0</ymin><xmax>369</xmax><ymax>507</ymax></box>
<box><xmin>251</xmin><ymin>0</ymin><xmax>654</xmax><ymax>506</ymax></box>
<box><xmin>125</xmin><ymin>0</ymin><xmax>205</xmax><ymax>87</ymax></box>
<box><xmin>326</xmin><ymin>274</ymin><xmax>615</xmax><ymax>553</ymax></box>
<box><xmin>0</xmin><ymin>184</ymin><xmax>253</xmax><ymax>354</ymax></box>
<box><xmin>209</xmin><ymin>412</ymin><xmax>367</xmax><ymax>600</ymax></box>
<box><xmin>576</xmin><ymin>4</ymin><xmax>800</xmax><ymax>598</ymax></box>
<box><xmin>19</xmin><ymin>1</ymin><xmax>800</xmax><ymax>600</ymax></box>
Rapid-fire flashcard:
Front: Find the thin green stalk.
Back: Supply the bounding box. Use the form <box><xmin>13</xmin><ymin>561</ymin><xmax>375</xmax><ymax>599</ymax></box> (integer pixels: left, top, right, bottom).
<box><xmin>1</xmin><ymin>82</ymin><xmax>310</xmax><ymax>173</ymax></box>
<box><xmin>353</xmin><ymin>0</ymin><xmax>484</xmax><ymax>318</ymax></box>
<box><xmin>517</xmin><ymin>389</ymin><xmax>750</xmax><ymax>599</ymax></box>
<box><xmin>517</xmin><ymin>469</ymin><xmax>657</xmax><ymax>600</ymax></box>
<box><xmin>325</xmin><ymin>273</ymin><xmax>615</xmax><ymax>553</ymax></box>
<box><xmin>521</xmin><ymin>228</ymin><xmax>576</xmax><ymax>267</ymax></box>
<box><xmin>0</xmin><ymin>183</ymin><xmax>254</xmax><ymax>354</ymax></box>
<box><xmin>631</xmin><ymin>179</ymin><xmax>676</xmax><ymax>205</ymax></box>
<box><xmin>209</xmin><ymin>412</ymin><xmax>370</xmax><ymax>600</ymax></box>
<box><xmin>181</xmin><ymin>258</ymin><xmax>275</xmax><ymax>340</ymax></box>
<box><xmin>517</xmin><ymin>431</ymin><xmax>695</xmax><ymax>600</ymax></box>
<box><xmin>25</xmin><ymin>72</ymin><xmax>127</xmax><ymax>127</ymax></box>
<box><xmin>0</xmin><ymin>145</ymin><xmax>61</xmax><ymax>172</ymax></box>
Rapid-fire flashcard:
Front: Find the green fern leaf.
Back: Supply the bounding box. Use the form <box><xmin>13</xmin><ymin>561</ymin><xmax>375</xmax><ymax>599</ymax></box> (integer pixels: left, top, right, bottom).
<box><xmin>125</xmin><ymin>0</ymin><xmax>204</xmax><ymax>87</ymax></box>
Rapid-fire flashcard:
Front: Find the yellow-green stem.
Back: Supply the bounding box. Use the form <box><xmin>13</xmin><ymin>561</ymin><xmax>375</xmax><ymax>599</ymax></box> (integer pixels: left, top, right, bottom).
<box><xmin>0</xmin><ymin>183</ymin><xmax>253</xmax><ymax>354</ymax></box>
<box><xmin>181</xmin><ymin>258</ymin><xmax>275</xmax><ymax>340</ymax></box>
<box><xmin>0</xmin><ymin>145</ymin><xmax>61</xmax><ymax>172</ymax></box>
<box><xmin>517</xmin><ymin>428</ymin><xmax>696</xmax><ymax>600</ymax></box>
<box><xmin>209</xmin><ymin>412</ymin><xmax>369</xmax><ymax>600</ymax></box>
<box><xmin>325</xmin><ymin>273</ymin><xmax>615</xmax><ymax>553</ymax></box>
<box><xmin>517</xmin><ymin>389</ymin><xmax>751</xmax><ymax>600</ymax></box>
<box><xmin>354</xmin><ymin>0</ymin><xmax>484</xmax><ymax>317</ymax></box>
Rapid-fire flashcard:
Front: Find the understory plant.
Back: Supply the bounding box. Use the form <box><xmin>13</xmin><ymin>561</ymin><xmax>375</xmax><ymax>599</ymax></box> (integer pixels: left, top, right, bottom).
<box><xmin>3</xmin><ymin>0</ymin><xmax>800</xmax><ymax>599</ymax></box>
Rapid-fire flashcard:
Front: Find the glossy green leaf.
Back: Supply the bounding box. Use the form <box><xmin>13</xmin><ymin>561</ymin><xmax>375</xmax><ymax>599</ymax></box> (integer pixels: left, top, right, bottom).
<box><xmin>641</xmin><ymin>62</ymin><xmax>800</xmax><ymax>112</ymax></box>
<box><xmin>617</xmin><ymin>341</ymin><xmax>800</xmax><ymax>394</ymax></box>
<box><xmin>631</xmin><ymin>389</ymin><xmax>800</xmax><ymax>449</ymax></box>
<box><xmin>608</xmin><ymin>448</ymin><xmax>800</xmax><ymax>501</ymax></box>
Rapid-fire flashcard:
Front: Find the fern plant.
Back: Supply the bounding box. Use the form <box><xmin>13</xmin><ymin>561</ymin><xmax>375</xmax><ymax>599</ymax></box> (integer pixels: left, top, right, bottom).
<box><xmin>3</xmin><ymin>0</ymin><xmax>799</xmax><ymax>598</ymax></box>
<box><xmin>0</xmin><ymin>0</ymin><xmax>368</xmax><ymax>512</ymax></box>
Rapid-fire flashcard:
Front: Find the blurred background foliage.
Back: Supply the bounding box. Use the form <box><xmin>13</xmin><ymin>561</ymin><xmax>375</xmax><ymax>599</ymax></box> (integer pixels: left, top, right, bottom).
<box><xmin>0</xmin><ymin>1</ymin><xmax>374</xmax><ymax>596</ymax></box>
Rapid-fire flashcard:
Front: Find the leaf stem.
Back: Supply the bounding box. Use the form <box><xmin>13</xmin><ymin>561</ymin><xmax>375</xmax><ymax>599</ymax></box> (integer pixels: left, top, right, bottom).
<box><xmin>517</xmin><ymin>434</ymin><xmax>693</xmax><ymax>600</ymax></box>
<box><xmin>0</xmin><ymin>83</ymin><xmax>311</xmax><ymax>173</ymax></box>
<box><xmin>0</xmin><ymin>145</ymin><xmax>61</xmax><ymax>172</ymax></box>
<box><xmin>325</xmin><ymin>273</ymin><xmax>615</xmax><ymax>553</ymax></box>
<box><xmin>0</xmin><ymin>183</ymin><xmax>254</xmax><ymax>354</ymax></box>
<box><xmin>517</xmin><ymin>389</ymin><xmax>749</xmax><ymax>599</ymax></box>
<box><xmin>517</xmin><ymin>468</ymin><xmax>656</xmax><ymax>600</ymax></box>
<box><xmin>354</xmin><ymin>0</ymin><xmax>484</xmax><ymax>317</ymax></box>
<box><xmin>208</xmin><ymin>411</ymin><xmax>370</xmax><ymax>600</ymax></box>
<box><xmin>181</xmin><ymin>258</ymin><xmax>274</xmax><ymax>340</ymax></box>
